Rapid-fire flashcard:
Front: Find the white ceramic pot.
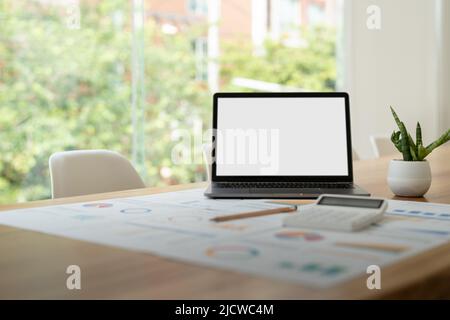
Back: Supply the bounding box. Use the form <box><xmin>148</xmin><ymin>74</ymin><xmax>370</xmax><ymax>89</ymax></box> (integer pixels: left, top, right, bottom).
<box><xmin>387</xmin><ymin>160</ymin><xmax>432</xmax><ymax>197</ymax></box>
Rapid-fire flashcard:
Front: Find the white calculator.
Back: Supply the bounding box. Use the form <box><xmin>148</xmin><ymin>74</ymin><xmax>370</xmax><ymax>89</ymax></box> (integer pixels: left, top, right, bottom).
<box><xmin>283</xmin><ymin>194</ymin><xmax>388</xmax><ymax>232</ymax></box>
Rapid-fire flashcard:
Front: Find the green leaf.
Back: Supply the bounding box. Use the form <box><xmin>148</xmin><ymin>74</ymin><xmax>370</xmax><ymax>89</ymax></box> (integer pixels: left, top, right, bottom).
<box><xmin>399</xmin><ymin>121</ymin><xmax>412</xmax><ymax>161</ymax></box>
<box><xmin>426</xmin><ymin>128</ymin><xmax>450</xmax><ymax>154</ymax></box>
<box><xmin>391</xmin><ymin>130</ymin><xmax>402</xmax><ymax>153</ymax></box>
<box><xmin>409</xmin><ymin>146</ymin><xmax>418</xmax><ymax>161</ymax></box>
<box><xmin>416</xmin><ymin>122</ymin><xmax>422</xmax><ymax>146</ymax></box>
<box><xmin>391</xmin><ymin>107</ymin><xmax>415</xmax><ymax>160</ymax></box>
<box><xmin>407</xmin><ymin>133</ymin><xmax>416</xmax><ymax>151</ymax></box>
<box><xmin>418</xmin><ymin>145</ymin><xmax>428</xmax><ymax>160</ymax></box>
<box><xmin>390</xmin><ymin>106</ymin><xmax>403</xmax><ymax>131</ymax></box>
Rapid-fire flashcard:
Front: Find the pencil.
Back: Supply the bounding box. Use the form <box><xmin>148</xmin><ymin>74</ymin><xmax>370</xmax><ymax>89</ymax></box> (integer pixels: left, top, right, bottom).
<box><xmin>211</xmin><ymin>205</ymin><xmax>297</xmax><ymax>223</ymax></box>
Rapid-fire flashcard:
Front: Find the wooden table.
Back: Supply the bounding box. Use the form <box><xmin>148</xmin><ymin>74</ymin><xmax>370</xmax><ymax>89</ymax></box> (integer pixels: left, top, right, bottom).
<box><xmin>1</xmin><ymin>146</ymin><xmax>449</xmax><ymax>299</ymax></box>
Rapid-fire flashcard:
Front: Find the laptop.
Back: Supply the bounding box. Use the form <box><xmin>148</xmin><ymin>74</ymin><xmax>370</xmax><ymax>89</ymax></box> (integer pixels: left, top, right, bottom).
<box><xmin>204</xmin><ymin>92</ymin><xmax>370</xmax><ymax>199</ymax></box>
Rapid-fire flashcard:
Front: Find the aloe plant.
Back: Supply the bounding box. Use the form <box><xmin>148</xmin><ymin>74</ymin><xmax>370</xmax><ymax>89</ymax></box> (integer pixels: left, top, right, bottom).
<box><xmin>390</xmin><ymin>106</ymin><xmax>450</xmax><ymax>161</ymax></box>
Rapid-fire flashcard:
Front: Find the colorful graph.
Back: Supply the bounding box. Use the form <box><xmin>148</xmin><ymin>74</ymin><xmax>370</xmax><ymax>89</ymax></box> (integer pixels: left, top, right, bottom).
<box><xmin>120</xmin><ymin>208</ymin><xmax>152</xmax><ymax>214</ymax></box>
<box><xmin>83</xmin><ymin>203</ymin><xmax>113</xmax><ymax>208</ymax></box>
<box><xmin>205</xmin><ymin>245</ymin><xmax>259</xmax><ymax>260</ymax></box>
<box><xmin>275</xmin><ymin>230</ymin><xmax>324</xmax><ymax>241</ymax></box>
<box><xmin>405</xmin><ymin>228</ymin><xmax>450</xmax><ymax>236</ymax></box>
<box><xmin>279</xmin><ymin>261</ymin><xmax>346</xmax><ymax>277</ymax></box>
<box><xmin>391</xmin><ymin>209</ymin><xmax>450</xmax><ymax>220</ymax></box>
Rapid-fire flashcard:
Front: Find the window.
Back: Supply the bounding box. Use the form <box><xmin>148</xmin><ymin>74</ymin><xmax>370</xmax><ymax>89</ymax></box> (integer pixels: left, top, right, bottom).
<box><xmin>188</xmin><ymin>0</ymin><xmax>208</xmax><ymax>15</ymax></box>
<box><xmin>0</xmin><ymin>0</ymin><xmax>133</xmax><ymax>203</ymax></box>
<box><xmin>192</xmin><ymin>37</ymin><xmax>208</xmax><ymax>81</ymax></box>
<box><xmin>308</xmin><ymin>4</ymin><xmax>326</xmax><ymax>25</ymax></box>
<box><xmin>0</xmin><ymin>0</ymin><xmax>339</xmax><ymax>204</ymax></box>
<box><xmin>279</xmin><ymin>0</ymin><xmax>300</xmax><ymax>35</ymax></box>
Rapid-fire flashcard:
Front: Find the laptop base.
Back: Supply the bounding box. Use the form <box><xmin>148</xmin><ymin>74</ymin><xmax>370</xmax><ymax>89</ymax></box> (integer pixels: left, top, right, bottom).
<box><xmin>204</xmin><ymin>183</ymin><xmax>370</xmax><ymax>199</ymax></box>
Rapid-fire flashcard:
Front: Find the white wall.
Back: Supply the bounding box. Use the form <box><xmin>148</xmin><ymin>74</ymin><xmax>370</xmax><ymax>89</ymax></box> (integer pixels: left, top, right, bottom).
<box><xmin>341</xmin><ymin>0</ymin><xmax>449</xmax><ymax>159</ymax></box>
<box><xmin>437</xmin><ymin>0</ymin><xmax>450</xmax><ymax>134</ymax></box>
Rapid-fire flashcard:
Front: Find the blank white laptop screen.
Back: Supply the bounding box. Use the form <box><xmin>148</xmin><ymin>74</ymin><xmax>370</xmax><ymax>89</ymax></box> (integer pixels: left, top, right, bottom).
<box><xmin>215</xmin><ymin>97</ymin><xmax>349</xmax><ymax>176</ymax></box>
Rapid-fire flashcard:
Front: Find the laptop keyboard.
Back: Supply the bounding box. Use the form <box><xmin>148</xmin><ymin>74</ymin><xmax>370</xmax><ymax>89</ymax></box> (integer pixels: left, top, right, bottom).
<box><xmin>215</xmin><ymin>182</ymin><xmax>353</xmax><ymax>189</ymax></box>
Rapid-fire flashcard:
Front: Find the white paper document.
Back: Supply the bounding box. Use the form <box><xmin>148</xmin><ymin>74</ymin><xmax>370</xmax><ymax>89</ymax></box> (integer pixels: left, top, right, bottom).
<box><xmin>1</xmin><ymin>189</ymin><xmax>450</xmax><ymax>288</ymax></box>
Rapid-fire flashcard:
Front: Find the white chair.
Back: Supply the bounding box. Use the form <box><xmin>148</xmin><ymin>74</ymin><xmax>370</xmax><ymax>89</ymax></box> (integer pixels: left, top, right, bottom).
<box><xmin>370</xmin><ymin>135</ymin><xmax>398</xmax><ymax>158</ymax></box>
<box><xmin>202</xmin><ymin>143</ymin><xmax>213</xmax><ymax>182</ymax></box>
<box><xmin>49</xmin><ymin>150</ymin><xmax>145</xmax><ymax>199</ymax></box>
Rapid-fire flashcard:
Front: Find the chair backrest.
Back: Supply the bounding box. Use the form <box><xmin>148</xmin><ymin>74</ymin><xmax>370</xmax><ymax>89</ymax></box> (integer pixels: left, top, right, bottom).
<box><xmin>49</xmin><ymin>150</ymin><xmax>145</xmax><ymax>199</ymax></box>
<box><xmin>370</xmin><ymin>135</ymin><xmax>398</xmax><ymax>158</ymax></box>
<box><xmin>202</xmin><ymin>143</ymin><xmax>213</xmax><ymax>182</ymax></box>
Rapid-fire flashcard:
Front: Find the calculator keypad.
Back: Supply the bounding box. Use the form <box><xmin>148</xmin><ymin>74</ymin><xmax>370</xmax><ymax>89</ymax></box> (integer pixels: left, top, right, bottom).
<box><xmin>283</xmin><ymin>206</ymin><xmax>383</xmax><ymax>232</ymax></box>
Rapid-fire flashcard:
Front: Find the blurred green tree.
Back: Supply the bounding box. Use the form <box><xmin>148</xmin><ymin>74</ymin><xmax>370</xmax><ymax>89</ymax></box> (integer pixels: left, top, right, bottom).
<box><xmin>221</xmin><ymin>26</ymin><xmax>337</xmax><ymax>91</ymax></box>
<box><xmin>0</xmin><ymin>1</ymin><xmax>336</xmax><ymax>204</ymax></box>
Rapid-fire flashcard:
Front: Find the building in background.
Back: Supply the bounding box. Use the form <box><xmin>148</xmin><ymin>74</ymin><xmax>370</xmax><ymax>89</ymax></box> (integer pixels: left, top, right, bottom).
<box><xmin>147</xmin><ymin>0</ymin><xmax>337</xmax><ymax>89</ymax></box>
<box><xmin>147</xmin><ymin>0</ymin><xmax>336</xmax><ymax>41</ymax></box>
